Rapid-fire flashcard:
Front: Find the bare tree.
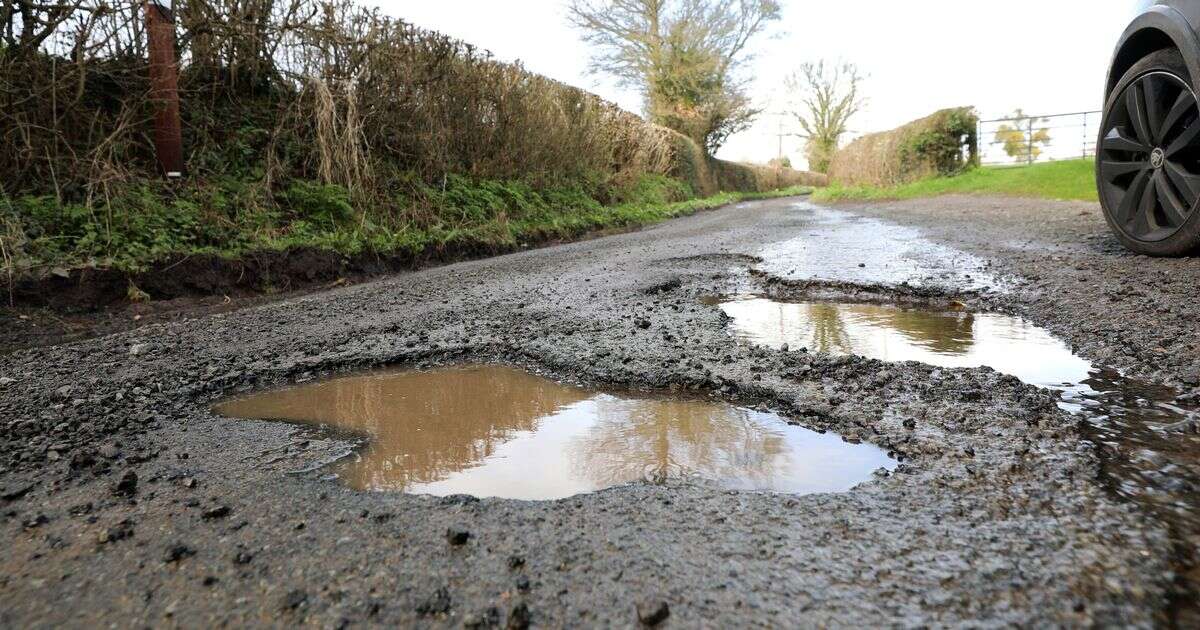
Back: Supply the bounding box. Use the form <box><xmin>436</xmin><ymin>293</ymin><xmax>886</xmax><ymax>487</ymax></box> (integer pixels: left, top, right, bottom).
<box><xmin>567</xmin><ymin>0</ymin><xmax>780</xmax><ymax>154</ymax></box>
<box><xmin>785</xmin><ymin>60</ymin><xmax>865</xmax><ymax>173</ymax></box>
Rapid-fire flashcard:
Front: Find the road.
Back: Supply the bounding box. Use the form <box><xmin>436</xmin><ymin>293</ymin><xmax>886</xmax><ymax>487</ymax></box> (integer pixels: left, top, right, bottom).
<box><xmin>2</xmin><ymin>195</ymin><xmax>1196</xmax><ymax>627</ymax></box>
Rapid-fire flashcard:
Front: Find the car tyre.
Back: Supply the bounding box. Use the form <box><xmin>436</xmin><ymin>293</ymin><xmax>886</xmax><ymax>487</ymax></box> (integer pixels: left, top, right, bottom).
<box><xmin>1097</xmin><ymin>48</ymin><xmax>1200</xmax><ymax>256</ymax></box>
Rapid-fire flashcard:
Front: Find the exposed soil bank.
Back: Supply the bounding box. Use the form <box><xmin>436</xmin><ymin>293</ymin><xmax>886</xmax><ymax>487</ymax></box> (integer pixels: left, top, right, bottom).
<box><xmin>1</xmin><ymin>241</ymin><xmax>522</xmax><ymax>353</ymax></box>
<box><xmin>0</xmin><ymin>195</ymin><xmax>1186</xmax><ymax>627</ymax></box>
<box><xmin>0</xmin><ymin>203</ymin><xmax>730</xmax><ymax>354</ymax></box>
<box><xmin>10</xmin><ymin>240</ymin><xmax>547</xmax><ymax>312</ymax></box>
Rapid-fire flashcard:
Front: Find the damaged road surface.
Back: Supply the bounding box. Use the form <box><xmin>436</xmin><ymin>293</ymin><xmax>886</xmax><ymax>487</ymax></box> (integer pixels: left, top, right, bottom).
<box><xmin>1</xmin><ymin>196</ymin><xmax>1195</xmax><ymax>627</ymax></box>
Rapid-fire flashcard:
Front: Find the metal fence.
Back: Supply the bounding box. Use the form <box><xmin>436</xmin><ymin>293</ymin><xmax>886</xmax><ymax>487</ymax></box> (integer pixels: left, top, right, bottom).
<box><xmin>976</xmin><ymin>110</ymin><xmax>1101</xmax><ymax>166</ymax></box>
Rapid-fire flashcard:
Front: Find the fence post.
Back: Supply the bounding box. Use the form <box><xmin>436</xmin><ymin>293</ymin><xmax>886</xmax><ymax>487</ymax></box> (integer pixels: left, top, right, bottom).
<box><xmin>1027</xmin><ymin>118</ymin><xmax>1034</xmax><ymax>165</ymax></box>
<box><xmin>1082</xmin><ymin>112</ymin><xmax>1087</xmax><ymax>159</ymax></box>
<box><xmin>977</xmin><ymin>119</ymin><xmax>983</xmax><ymax>165</ymax></box>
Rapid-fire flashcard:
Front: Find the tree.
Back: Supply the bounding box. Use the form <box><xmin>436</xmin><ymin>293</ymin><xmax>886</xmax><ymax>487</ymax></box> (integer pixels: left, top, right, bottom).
<box><xmin>2</xmin><ymin>0</ymin><xmax>103</xmax><ymax>57</ymax></box>
<box><xmin>566</xmin><ymin>0</ymin><xmax>780</xmax><ymax>154</ymax></box>
<box><xmin>994</xmin><ymin>109</ymin><xmax>1051</xmax><ymax>163</ymax></box>
<box><xmin>784</xmin><ymin>60</ymin><xmax>865</xmax><ymax>173</ymax></box>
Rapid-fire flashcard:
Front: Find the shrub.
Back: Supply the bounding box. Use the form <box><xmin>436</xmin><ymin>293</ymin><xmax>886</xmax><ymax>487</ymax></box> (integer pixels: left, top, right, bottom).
<box><xmin>828</xmin><ymin>107</ymin><xmax>979</xmax><ymax>187</ymax></box>
<box><xmin>0</xmin><ymin>0</ymin><xmax>822</xmax><ymax>278</ymax></box>
<box><xmin>279</xmin><ymin>182</ymin><xmax>355</xmax><ymax>228</ymax></box>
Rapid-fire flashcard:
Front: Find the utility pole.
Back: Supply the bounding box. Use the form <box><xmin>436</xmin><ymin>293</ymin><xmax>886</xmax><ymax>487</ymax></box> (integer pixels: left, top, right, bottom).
<box><xmin>776</xmin><ymin>115</ymin><xmax>784</xmax><ymax>162</ymax></box>
<box><xmin>145</xmin><ymin>0</ymin><xmax>184</xmax><ymax>178</ymax></box>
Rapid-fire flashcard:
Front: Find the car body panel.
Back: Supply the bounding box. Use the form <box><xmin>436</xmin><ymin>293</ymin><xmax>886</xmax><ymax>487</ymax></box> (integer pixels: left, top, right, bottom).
<box><xmin>1107</xmin><ymin>3</ymin><xmax>1200</xmax><ymax>99</ymax></box>
<box><xmin>1153</xmin><ymin>0</ymin><xmax>1200</xmax><ymax>29</ymax></box>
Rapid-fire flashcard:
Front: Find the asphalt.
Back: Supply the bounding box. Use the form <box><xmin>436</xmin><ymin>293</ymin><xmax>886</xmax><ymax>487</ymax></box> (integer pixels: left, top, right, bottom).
<box><xmin>1</xmin><ymin>195</ymin><xmax>1194</xmax><ymax>627</ymax></box>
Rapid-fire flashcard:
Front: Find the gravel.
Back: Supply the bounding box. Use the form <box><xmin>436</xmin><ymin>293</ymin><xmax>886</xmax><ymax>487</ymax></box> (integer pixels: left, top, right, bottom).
<box><xmin>0</xmin><ymin>195</ymin><xmax>1183</xmax><ymax>627</ymax></box>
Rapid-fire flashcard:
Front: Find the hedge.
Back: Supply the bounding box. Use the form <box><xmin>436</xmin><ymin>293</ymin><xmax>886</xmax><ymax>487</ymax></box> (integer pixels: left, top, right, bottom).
<box><xmin>828</xmin><ymin>107</ymin><xmax>979</xmax><ymax>187</ymax></box>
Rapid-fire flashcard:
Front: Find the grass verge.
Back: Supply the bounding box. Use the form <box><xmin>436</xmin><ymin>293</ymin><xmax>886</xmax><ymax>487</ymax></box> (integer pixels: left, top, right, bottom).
<box><xmin>1</xmin><ymin>175</ymin><xmax>810</xmax><ymax>282</ymax></box>
<box><xmin>813</xmin><ymin>159</ymin><xmax>1097</xmax><ymax>203</ymax></box>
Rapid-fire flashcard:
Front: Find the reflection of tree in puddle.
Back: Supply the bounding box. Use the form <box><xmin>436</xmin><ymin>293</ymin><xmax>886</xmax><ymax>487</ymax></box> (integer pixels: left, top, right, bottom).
<box><xmin>803</xmin><ymin>303</ymin><xmax>853</xmax><ymax>354</ymax></box>
<box><xmin>782</xmin><ymin>303</ymin><xmax>974</xmax><ymax>356</ymax></box>
<box><xmin>849</xmin><ymin>306</ymin><xmax>975</xmax><ymax>355</ymax></box>
<box><xmin>567</xmin><ymin>396</ymin><xmax>793</xmax><ymax>488</ymax></box>
<box><xmin>215</xmin><ymin>366</ymin><xmax>589</xmax><ymax>491</ymax></box>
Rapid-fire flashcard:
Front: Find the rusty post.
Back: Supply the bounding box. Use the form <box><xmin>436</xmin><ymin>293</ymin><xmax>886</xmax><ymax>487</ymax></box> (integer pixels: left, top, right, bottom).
<box><xmin>145</xmin><ymin>0</ymin><xmax>184</xmax><ymax>178</ymax></box>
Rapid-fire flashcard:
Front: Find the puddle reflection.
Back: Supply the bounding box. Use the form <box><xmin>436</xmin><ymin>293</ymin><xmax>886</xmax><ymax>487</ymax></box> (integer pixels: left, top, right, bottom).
<box><xmin>718</xmin><ymin>298</ymin><xmax>1093</xmax><ymax>387</ymax></box>
<box><xmin>215</xmin><ymin>366</ymin><xmax>894</xmax><ymax>500</ymax></box>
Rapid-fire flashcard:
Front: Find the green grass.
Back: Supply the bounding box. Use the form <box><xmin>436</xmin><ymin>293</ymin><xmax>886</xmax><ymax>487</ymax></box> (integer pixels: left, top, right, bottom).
<box><xmin>813</xmin><ymin>159</ymin><xmax>1098</xmax><ymax>203</ymax></box>
<box><xmin>0</xmin><ymin>175</ymin><xmax>811</xmax><ymax>277</ymax></box>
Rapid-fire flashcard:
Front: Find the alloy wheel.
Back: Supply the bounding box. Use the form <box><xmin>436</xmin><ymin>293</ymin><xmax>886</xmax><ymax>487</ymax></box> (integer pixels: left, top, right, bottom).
<box><xmin>1099</xmin><ymin>71</ymin><xmax>1200</xmax><ymax>242</ymax></box>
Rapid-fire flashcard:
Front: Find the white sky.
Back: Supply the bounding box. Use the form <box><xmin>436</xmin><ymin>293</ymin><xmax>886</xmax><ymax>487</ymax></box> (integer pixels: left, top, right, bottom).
<box><xmin>380</xmin><ymin>0</ymin><xmax>1139</xmax><ymax>168</ymax></box>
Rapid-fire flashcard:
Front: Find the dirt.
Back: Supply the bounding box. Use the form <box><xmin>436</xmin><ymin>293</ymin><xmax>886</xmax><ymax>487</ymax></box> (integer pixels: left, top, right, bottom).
<box><xmin>0</xmin><ymin>194</ymin><xmax>1195</xmax><ymax>627</ymax></box>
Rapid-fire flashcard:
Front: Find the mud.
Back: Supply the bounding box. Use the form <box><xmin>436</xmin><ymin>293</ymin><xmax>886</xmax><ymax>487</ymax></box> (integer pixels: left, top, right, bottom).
<box><xmin>0</xmin><ymin>195</ymin><xmax>1191</xmax><ymax>627</ymax></box>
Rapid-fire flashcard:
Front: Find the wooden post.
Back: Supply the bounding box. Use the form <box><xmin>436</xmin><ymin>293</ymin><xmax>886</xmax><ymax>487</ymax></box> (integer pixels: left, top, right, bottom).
<box><xmin>145</xmin><ymin>0</ymin><xmax>184</xmax><ymax>178</ymax></box>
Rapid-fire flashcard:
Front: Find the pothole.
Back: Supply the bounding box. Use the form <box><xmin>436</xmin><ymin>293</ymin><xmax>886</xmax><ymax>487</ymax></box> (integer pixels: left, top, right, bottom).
<box><xmin>710</xmin><ymin>294</ymin><xmax>1200</xmax><ymax>606</ymax></box>
<box><xmin>715</xmin><ymin>296</ymin><xmax>1096</xmax><ymax>382</ymax></box>
<box><xmin>214</xmin><ymin>365</ymin><xmax>895</xmax><ymax>501</ymax></box>
<box><xmin>756</xmin><ymin>202</ymin><xmax>1006</xmax><ymax>293</ymax></box>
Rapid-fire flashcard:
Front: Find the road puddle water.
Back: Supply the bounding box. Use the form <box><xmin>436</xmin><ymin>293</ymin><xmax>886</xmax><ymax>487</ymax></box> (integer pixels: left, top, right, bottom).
<box><xmin>215</xmin><ymin>365</ymin><xmax>894</xmax><ymax>500</ymax></box>
<box><xmin>714</xmin><ymin>295</ymin><xmax>1200</xmax><ymax>607</ymax></box>
<box><xmin>756</xmin><ymin>202</ymin><xmax>1005</xmax><ymax>292</ymax></box>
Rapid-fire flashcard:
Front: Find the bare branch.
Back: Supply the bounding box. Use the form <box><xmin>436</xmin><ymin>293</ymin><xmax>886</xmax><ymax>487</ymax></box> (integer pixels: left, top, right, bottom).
<box><xmin>567</xmin><ymin>0</ymin><xmax>778</xmax><ymax>153</ymax></box>
<box><xmin>784</xmin><ymin>60</ymin><xmax>866</xmax><ymax>172</ymax></box>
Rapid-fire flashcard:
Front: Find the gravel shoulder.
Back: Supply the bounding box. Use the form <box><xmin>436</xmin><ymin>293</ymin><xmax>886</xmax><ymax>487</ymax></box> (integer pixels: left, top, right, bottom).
<box><xmin>0</xmin><ymin>195</ymin><xmax>1183</xmax><ymax>627</ymax></box>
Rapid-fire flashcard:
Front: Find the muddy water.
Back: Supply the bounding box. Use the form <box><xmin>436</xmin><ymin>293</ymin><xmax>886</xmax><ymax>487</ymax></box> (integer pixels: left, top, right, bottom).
<box><xmin>715</xmin><ymin>296</ymin><xmax>1200</xmax><ymax>606</ymax></box>
<box><xmin>215</xmin><ymin>365</ymin><xmax>894</xmax><ymax>500</ymax></box>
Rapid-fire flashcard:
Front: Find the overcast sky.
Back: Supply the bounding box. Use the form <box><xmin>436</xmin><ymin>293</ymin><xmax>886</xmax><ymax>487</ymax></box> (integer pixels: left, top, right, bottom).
<box><xmin>383</xmin><ymin>0</ymin><xmax>1138</xmax><ymax>167</ymax></box>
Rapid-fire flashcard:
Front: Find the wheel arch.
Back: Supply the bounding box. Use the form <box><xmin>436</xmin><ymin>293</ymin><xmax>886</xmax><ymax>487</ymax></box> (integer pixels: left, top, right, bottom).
<box><xmin>1107</xmin><ymin>6</ymin><xmax>1200</xmax><ymax>100</ymax></box>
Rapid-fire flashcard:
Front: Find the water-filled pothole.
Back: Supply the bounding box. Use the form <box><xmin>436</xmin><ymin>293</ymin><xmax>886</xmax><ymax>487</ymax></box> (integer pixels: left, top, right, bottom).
<box><xmin>712</xmin><ymin>296</ymin><xmax>1200</xmax><ymax>568</ymax></box>
<box><xmin>215</xmin><ymin>365</ymin><xmax>894</xmax><ymax>500</ymax></box>
<box><xmin>717</xmin><ymin>297</ymin><xmax>1091</xmax><ymax>384</ymax></box>
<box><xmin>756</xmin><ymin>202</ymin><xmax>1006</xmax><ymax>292</ymax></box>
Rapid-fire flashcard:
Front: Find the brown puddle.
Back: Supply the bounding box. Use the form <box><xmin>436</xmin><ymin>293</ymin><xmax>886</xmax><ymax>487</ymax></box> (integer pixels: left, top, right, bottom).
<box><xmin>214</xmin><ymin>365</ymin><xmax>894</xmax><ymax>500</ymax></box>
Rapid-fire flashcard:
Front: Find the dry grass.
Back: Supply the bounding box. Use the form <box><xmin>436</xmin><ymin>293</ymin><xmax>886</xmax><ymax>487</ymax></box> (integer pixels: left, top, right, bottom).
<box><xmin>0</xmin><ymin>0</ymin><xmax>821</xmax><ymax>282</ymax></box>
<box><xmin>0</xmin><ymin>0</ymin><xmax>691</xmax><ymax>204</ymax></box>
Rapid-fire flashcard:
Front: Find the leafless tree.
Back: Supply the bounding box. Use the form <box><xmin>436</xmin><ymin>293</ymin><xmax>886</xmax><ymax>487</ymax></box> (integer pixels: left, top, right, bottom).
<box><xmin>567</xmin><ymin>0</ymin><xmax>780</xmax><ymax>154</ymax></box>
<box><xmin>785</xmin><ymin>60</ymin><xmax>865</xmax><ymax>173</ymax></box>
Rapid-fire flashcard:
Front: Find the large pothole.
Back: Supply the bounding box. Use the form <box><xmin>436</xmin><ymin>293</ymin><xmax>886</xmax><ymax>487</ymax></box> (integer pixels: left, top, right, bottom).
<box><xmin>710</xmin><ymin>293</ymin><xmax>1200</xmax><ymax>613</ymax></box>
<box><xmin>214</xmin><ymin>364</ymin><xmax>894</xmax><ymax>500</ymax></box>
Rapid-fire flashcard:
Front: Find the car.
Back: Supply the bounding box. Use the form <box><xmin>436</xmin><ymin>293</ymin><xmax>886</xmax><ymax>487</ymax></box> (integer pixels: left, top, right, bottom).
<box><xmin>1099</xmin><ymin>0</ymin><xmax>1200</xmax><ymax>255</ymax></box>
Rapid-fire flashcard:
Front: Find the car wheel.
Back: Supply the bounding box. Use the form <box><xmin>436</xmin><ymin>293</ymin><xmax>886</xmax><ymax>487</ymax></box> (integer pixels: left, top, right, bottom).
<box><xmin>1097</xmin><ymin>48</ymin><xmax>1200</xmax><ymax>256</ymax></box>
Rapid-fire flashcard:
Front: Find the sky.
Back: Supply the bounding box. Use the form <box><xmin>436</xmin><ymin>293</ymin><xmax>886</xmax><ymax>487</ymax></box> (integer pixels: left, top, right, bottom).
<box><xmin>382</xmin><ymin>0</ymin><xmax>1139</xmax><ymax>168</ymax></box>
